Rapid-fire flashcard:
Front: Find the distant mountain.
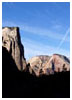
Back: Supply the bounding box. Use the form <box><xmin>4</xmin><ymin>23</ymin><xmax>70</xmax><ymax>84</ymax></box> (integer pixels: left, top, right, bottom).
<box><xmin>27</xmin><ymin>54</ymin><xmax>70</xmax><ymax>76</ymax></box>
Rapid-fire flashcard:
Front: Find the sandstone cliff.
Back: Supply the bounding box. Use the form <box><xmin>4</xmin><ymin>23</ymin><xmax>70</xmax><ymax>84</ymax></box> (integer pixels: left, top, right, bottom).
<box><xmin>27</xmin><ymin>54</ymin><xmax>70</xmax><ymax>76</ymax></box>
<box><xmin>2</xmin><ymin>27</ymin><xmax>70</xmax><ymax>76</ymax></box>
<box><xmin>2</xmin><ymin>27</ymin><xmax>26</xmax><ymax>71</ymax></box>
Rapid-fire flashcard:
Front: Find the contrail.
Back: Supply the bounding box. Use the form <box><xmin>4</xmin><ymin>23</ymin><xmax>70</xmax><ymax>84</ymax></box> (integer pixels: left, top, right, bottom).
<box><xmin>57</xmin><ymin>28</ymin><xmax>70</xmax><ymax>50</ymax></box>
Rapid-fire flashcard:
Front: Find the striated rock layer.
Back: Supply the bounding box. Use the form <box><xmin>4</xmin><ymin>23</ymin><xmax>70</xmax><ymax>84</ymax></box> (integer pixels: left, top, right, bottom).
<box><xmin>2</xmin><ymin>27</ymin><xmax>26</xmax><ymax>71</ymax></box>
<box><xmin>27</xmin><ymin>54</ymin><xmax>70</xmax><ymax>76</ymax></box>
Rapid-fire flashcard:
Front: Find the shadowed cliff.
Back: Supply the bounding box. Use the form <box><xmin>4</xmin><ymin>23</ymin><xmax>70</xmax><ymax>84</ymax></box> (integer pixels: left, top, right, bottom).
<box><xmin>2</xmin><ymin>47</ymin><xmax>70</xmax><ymax>98</ymax></box>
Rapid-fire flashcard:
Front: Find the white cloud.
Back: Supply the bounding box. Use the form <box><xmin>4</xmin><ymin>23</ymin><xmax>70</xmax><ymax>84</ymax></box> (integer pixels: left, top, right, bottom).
<box><xmin>22</xmin><ymin>38</ymin><xmax>70</xmax><ymax>60</ymax></box>
<box><xmin>2</xmin><ymin>21</ymin><xmax>70</xmax><ymax>42</ymax></box>
<box><xmin>2</xmin><ymin>21</ymin><xmax>70</xmax><ymax>60</ymax></box>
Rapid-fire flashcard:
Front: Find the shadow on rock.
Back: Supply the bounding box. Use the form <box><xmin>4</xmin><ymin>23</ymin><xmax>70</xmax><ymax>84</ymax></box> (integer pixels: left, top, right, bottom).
<box><xmin>2</xmin><ymin>47</ymin><xmax>70</xmax><ymax>98</ymax></box>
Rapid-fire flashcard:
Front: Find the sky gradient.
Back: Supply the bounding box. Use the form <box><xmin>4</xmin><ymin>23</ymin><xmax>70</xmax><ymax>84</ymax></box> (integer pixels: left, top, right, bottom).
<box><xmin>2</xmin><ymin>2</ymin><xmax>70</xmax><ymax>60</ymax></box>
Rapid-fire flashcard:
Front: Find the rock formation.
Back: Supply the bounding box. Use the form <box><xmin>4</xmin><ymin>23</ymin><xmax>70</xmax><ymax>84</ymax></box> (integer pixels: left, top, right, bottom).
<box><xmin>2</xmin><ymin>27</ymin><xmax>70</xmax><ymax>98</ymax></box>
<box><xmin>2</xmin><ymin>27</ymin><xmax>70</xmax><ymax>76</ymax></box>
<box><xmin>2</xmin><ymin>27</ymin><xmax>26</xmax><ymax>71</ymax></box>
<box><xmin>27</xmin><ymin>54</ymin><xmax>70</xmax><ymax>76</ymax></box>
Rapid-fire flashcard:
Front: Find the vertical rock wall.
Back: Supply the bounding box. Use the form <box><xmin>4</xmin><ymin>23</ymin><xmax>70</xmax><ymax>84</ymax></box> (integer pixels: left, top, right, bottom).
<box><xmin>2</xmin><ymin>27</ymin><xmax>26</xmax><ymax>71</ymax></box>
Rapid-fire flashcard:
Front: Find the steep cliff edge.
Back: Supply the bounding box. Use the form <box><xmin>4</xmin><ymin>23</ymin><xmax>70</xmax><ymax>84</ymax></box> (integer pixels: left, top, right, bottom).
<box><xmin>2</xmin><ymin>27</ymin><xmax>26</xmax><ymax>71</ymax></box>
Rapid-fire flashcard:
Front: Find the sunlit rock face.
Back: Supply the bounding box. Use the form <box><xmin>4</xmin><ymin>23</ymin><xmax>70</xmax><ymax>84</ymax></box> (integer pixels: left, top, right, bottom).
<box><xmin>27</xmin><ymin>54</ymin><xmax>70</xmax><ymax>76</ymax></box>
<box><xmin>2</xmin><ymin>27</ymin><xmax>26</xmax><ymax>71</ymax></box>
<box><xmin>27</xmin><ymin>56</ymin><xmax>50</xmax><ymax>76</ymax></box>
<box><xmin>2</xmin><ymin>27</ymin><xmax>70</xmax><ymax>76</ymax></box>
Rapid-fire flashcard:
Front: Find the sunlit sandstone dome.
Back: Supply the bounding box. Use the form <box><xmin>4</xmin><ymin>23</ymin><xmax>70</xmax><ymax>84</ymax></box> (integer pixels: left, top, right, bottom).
<box><xmin>27</xmin><ymin>54</ymin><xmax>70</xmax><ymax>76</ymax></box>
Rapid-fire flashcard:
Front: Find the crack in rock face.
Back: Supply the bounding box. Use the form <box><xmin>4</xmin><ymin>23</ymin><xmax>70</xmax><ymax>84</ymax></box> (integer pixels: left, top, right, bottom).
<box><xmin>2</xmin><ymin>27</ymin><xmax>26</xmax><ymax>71</ymax></box>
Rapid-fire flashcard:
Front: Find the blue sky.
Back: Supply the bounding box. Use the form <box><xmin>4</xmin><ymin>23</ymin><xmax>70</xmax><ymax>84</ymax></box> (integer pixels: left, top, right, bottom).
<box><xmin>2</xmin><ymin>2</ymin><xmax>70</xmax><ymax>60</ymax></box>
